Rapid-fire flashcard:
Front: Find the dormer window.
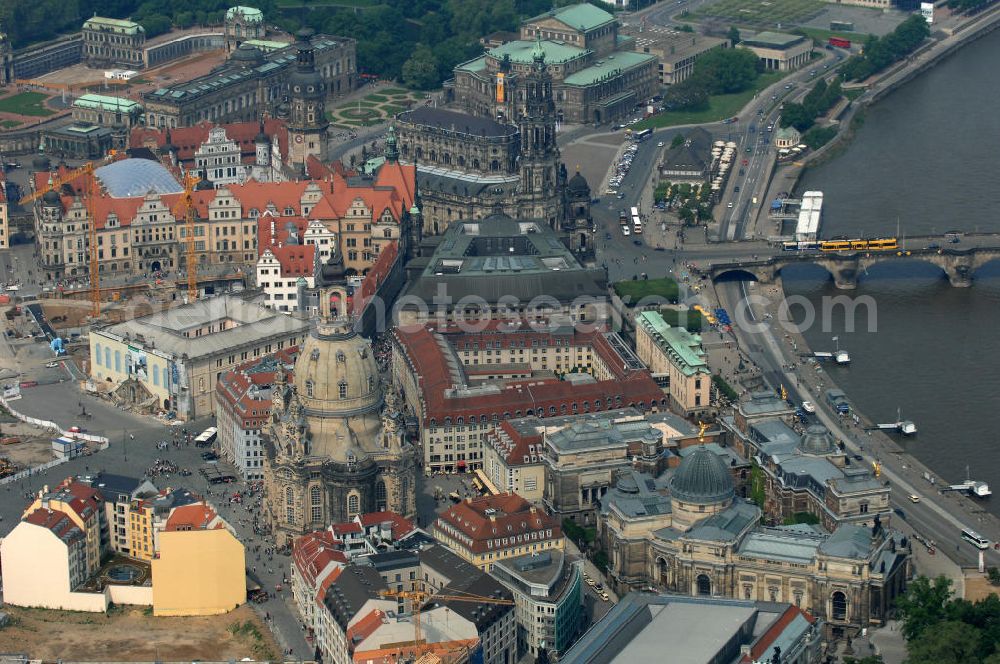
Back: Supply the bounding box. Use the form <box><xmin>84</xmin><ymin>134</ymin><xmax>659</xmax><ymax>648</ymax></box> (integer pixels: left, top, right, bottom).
<box><xmin>283</xmin><ymin>206</ymin><xmax>294</xmax><ymax>216</ymax></box>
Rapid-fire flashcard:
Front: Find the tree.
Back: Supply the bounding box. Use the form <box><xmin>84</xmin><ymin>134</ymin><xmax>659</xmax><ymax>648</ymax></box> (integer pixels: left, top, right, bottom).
<box><xmin>139</xmin><ymin>14</ymin><xmax>173</xmax><ymax>39</ymax></box>
<box><xmin>779</xmin><ymin>102</ymin><xmax>814</xmax><ymax>132</ymax></box>
<box><xmin>896</xmin><ymin>575</ymin><xmax>955</xmax><ymax>642</ymax></box>
<box><xmin>402</xmin><ymin>45</ymin><xmax>441</xmax><ymax>90</ymax></box>
<box><xmin>844</xmin><ymin>657</ymin><xmax>883</xmax><ymax>664</ymax></box>
<box><xmin>906</xmin><ymin>620</ymin><xmax>982</xmax><ymax>664</ymax></box>
<box><xmin>689</xmin><ymin>47</ymin><xmax>760</xmax><ymax>95</ymax></box>
<box><xmin>987</xmin><ymin>567</ymin><xmax>1000</xmax><ymax>586</ymax></box>
<box><xmin>536</xmin><ymin>647</ymin><xmax>551</xmax><ymax>664</ymax></box>
<box><xmin>727</xmin><ymin>26</ymin><xmax>741</xmax><ymax>44</ymax></box>
<box><xmin>670</xmin><ymin>133</ymin><xmax>686</xmax><ymax>149</ymax></box>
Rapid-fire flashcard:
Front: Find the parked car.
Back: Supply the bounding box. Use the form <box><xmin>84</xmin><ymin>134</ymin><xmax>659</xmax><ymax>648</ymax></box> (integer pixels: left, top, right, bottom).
<box><xmin>801</xmin><ymin>401</ymin><xmax>815</xmax><ymax>413</ymax></box>
<box><xmin>45</xmin><ymin>361</ymin><xmax>59</xmax><ymax>368</ymax></box>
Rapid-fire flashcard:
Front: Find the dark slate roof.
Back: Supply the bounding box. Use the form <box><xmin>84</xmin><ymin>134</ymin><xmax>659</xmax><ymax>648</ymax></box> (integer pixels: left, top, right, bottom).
<box><xmin>89</xmin><ymin>472</ymin><xmax>143</xmax><ymax>498</ymax></box>
<box><xmin>368</xmin><ymin>550</ymin><xmax>420</xmax><ymax>573</ymax></box>
<box><xmin>669</xmin><ymin>445</ymin><xmax>734</xmax><ymax>505</ymax></box>
<box><xmin>324</xmin><ymin>564</ymin><xmax>388</xmax><ymax>630</ymax></box>
<box><xmin>660</xmin><ymin>127</ymin><xmax>713</xmax><ymax>174</ymax></box>
<box><xmin>416</xmin><ymin>171</ymin><xmax>517</xmax><ymax>198</ymax></box>
<box><xmin>434</xmin><ymin>573</ymin><xmax>513</xmax><ymax>631</ymax></box>
<box><xmin>397</xmin><ymin>107</ymin><xmax>515</xmax><ymax>137</ymax></box>
<box><xmin>418</xmin><ymin>544</ymin><xmax>480</xmax><ymax>582</ymax></box>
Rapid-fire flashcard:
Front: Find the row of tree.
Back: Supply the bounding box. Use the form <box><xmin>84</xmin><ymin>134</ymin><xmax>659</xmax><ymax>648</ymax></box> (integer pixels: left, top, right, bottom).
<box><xmin>779</xmin><ymin>77</ymin><xmax>843</xmax><ymax>132</ymax></box>
<box><xmin>0</xmin><ymin>0</ymin><xmax>276</xmax><ymax>48</ymax></box>
<box><xmin>839</xmin><ymin>15</ymin><xmax>931</xmax><ymax>82</ymax></box>
<box><xmin>662</xmin><ymin>47</ymin><xmax>762</xmax><ymax>112</ymax></box>
<box><xmin>895</xmin><ymin>575</ymin><xmax>1000</xmax><ymax>664</ymax></box>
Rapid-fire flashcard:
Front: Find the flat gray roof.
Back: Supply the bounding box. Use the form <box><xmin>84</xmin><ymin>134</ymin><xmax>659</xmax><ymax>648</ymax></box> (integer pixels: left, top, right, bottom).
<box><xmin>96</xmin><ymin>296</ymin><xmax>310</xmax><ymax>361</ymax></box>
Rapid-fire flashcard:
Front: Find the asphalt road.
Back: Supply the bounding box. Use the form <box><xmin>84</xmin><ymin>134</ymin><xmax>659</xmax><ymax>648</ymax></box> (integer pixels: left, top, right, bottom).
<box><xmin>716</xmin><ymin>279</ymin><xmax>1000</xmax><ymax>569</ymax></box>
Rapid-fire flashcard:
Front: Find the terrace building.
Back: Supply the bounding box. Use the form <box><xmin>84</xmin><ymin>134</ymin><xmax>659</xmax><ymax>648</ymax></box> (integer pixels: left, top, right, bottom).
<box><xmin>82</xmin><ymin>17</ymin><xmax>145</xmax><ymax>70</ymax></box>
<box><xmin>634</xmin><ymin>310</ymin><xmax>712</xmax><ymax>415</ymax></box>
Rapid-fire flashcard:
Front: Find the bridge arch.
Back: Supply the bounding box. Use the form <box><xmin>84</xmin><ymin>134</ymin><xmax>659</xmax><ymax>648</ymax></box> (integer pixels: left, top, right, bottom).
<box><xmin>712</xmin><ymin>268</ymin><xmax>761</xmax><ymax>283</ymax></box>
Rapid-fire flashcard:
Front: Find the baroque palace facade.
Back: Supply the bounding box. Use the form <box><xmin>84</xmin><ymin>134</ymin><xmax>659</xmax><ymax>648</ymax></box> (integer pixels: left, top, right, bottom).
<box><xmin>598</xmin><ymin>447</ymin><xmax>911</xmax><ymax>641</ymax></box>
<box><xmin>263</xmin><ymin>315</ymin><xmax>417</xmax><ymax>546</ymax></box>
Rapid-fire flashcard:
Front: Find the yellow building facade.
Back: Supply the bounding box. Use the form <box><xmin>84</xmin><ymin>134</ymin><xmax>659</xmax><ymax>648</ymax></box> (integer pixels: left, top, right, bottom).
<box><xmin>128</xmin><ymin>500</ymin><xmax>156</xmax><ymax>561</ymax></box>
<box><xmin>151</xmin><ymin>527</ymin><xmax>246</xmax><ymax>616</ymax></box>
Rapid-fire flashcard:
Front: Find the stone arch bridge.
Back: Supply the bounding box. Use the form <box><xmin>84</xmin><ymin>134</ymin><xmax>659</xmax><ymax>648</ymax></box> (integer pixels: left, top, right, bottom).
<box><xmin>706</xmin><ymin>246</ymin><xmax>1000</xmax><ymax>289</ymax></box>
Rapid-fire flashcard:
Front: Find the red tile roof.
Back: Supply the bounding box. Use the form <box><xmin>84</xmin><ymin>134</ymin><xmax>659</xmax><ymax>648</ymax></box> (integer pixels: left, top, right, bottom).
<box><xmin>293</xmin><ymin>529</ymin><xmax>349</xmax><ymax>588</ymax></box>
<box><xmin>356</xmin><ymin>511</ymin><xmax>416</xmax><ymax>540</ymax></box>
<box><xmin>434</xmin><ymin>493</ymin><xmax>560</xmax><ymax>555</ymax></box>
<box><xmin>351</xmin><ymin>241</ymin><xmax>398</xmax><ymax>316</ymax></box>
<box><xmin>391</xmin><ymin>322</ymin><xmax>665</xmax><ymax>425</ymax></box>
<box><xmin>130</xmin><ymin>118</ymin><xmax>290</xmax><ymax>167</ymax></box>
<box><xmin>24</xmin><ymin>507</ymin><xmax>85</xmax><ymax>544</ymax></box>
<box><xmin>164</xmin><ymin>503</ymin><xmax>221</xmax><ymax>531</ymax></box>
<box><xmin>347</xmin><ymin>608</ymin><xmax>387</xmax><ymax>646</ymax></box>
<box><xmin>216</xmin><ymin>347</ymin><xmax>298</xmax><ymax>427</ymax></box>
<box><xmin>486</xmin><ymin>420</ymin><xmax>544</xmax><ymax>466</ymax></box>
<box><xmin>742</xmin><ymin>605</ymin><xmax>816</xmax><ymax>663</ymax></box>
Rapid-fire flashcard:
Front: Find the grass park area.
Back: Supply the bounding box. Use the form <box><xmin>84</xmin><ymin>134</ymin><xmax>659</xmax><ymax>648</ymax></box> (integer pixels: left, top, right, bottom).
<box><xmin>613</xmin><ymin>277</ymin><xmax>680</xmax><ymax>304</ymax></box>
<box><xmin>328</xmin><ymin>89</ymin><xmax>428</xmax><ymax>127</ymax></box>
<box><xmin>0</xmin><ymin>91</ymin><xmax>55</xmax><ymax>117</ymax></box>
<box><xmin>692</xmin><ymin>0</ymin><xmax>825</xmax><ymax>27</ymax></box>
<box><xmin>659</xmin><ymin>307</ymin><xmax>704</xmax><ymax>332</ymax></box>
<box><xmin>636</xmin><ymin>72</ymin><xmax>784</xmax><ymax>130</ymax></box>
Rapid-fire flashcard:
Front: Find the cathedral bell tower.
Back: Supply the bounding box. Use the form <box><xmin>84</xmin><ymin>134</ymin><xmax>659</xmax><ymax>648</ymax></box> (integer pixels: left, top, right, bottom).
<box><xmin>517</xmin><ymin>38</ymin><xmax>562</xmax><ymax>226</ymax></box>
<box><xmin>287</xmin><ymin>29</ymin><xmax>330</xmax><ymax>174</ymax></box>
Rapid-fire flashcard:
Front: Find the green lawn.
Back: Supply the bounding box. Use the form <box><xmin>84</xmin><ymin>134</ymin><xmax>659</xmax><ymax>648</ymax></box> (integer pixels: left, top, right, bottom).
<box><xmin>364</xmin><ymin>93</ymin><xmax>389</xmax><ymax>102</ymax></box>
<box><xmin>0</xmin><ymin>92</ymin><xmax>54</xmax><ymax>117</ymax></box>
<box><xmin>0</xmin><ymin>120</ymin><xmax>21</xmax><ymax>128</ymax></box>
<box><xmin>382</xmin><ymin>105</ymin><xmax>405</xmax><ymax>115</ymax></box>
<box><xmin>613</xmin><ymin>277</ymin><xmax>679</xmax><ymax>303</ymax></box>
<box><xmin>635</xmin><ymin>71</ymin><xmax>785</xmax><ymax>130</ymax></box>
<box><xmin>382</xmin><ymin>87</ymin><xmax>409</xmax><ymax>95</ymax></box>
<box><xmin>694</xmin><ymin>0</ymin><xmax>825</xmax><ymax>26</ymax></box>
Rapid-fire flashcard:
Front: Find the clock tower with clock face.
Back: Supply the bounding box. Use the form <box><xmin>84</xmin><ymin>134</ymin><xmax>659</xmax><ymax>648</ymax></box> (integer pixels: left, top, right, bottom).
<box><xmin>287</xmin><ymin>28</ymin><xmax>330</xmax><ymax>173</ymax></box>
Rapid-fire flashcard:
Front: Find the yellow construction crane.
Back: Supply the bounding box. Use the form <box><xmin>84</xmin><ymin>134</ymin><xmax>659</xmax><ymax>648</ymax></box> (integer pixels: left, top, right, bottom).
<box><xmin>172</xmin><ymin>172</ymin><xmax>201</xmax><ymax>302</ymax></box>
<box><xmin>379</xmin><ymin>588</ymin><xmax>514</xmax><ymax>649</ymax></box>
<box><xmin>19</xmin><ymin>162</ymin><xmax>102</xmax><ymax>317</ymax></box>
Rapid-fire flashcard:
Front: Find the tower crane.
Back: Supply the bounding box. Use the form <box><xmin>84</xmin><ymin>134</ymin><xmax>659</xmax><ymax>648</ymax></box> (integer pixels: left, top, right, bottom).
<box><xmin>19</xmin><ymin>162</ymin><xmax>102</xmax><ymax>317</ymax></box>
<box><xmin>378</xmin><ymin>587</ymin><xmax>514</xmax><ymax>649</ymax></box>
<box><xmin>171</xmin><ymin>172</ymin><xmax>201</xmax><ymax>302</ymax></box>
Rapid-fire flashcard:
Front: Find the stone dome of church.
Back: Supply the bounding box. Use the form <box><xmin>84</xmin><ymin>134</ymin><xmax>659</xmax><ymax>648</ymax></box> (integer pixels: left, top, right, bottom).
<box><xmin>670</xmin><ymin>446</ymin><xmax>734</xmax><ymax>505</ymax></box>
<box><xmin>231</xmin><ymin>42</ymin><xmax>264</xmax><ymax>67</ymax></box>
<box><xmin>567</xmin><ymin>171</ymin><xmax>590</xmax><ymax>196</ymax></box>
<box><xmin>295</xmin><ymin>320</ymin><xmax>382</xmax><ymax>417</ymax></box>
<box><xmin>800</xmin><ymin>424</ymin><xmax>836</xmax><ymax>455</ymax></box>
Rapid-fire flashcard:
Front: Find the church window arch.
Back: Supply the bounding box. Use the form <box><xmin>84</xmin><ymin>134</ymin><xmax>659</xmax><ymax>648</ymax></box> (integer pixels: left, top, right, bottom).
<box><xmin>696</xmin><ymin>574</ymin><xmax>711</xmax><ymax>596</ymax></box>
<box><xmin>375</xmin><ymin>481</ymin><xmax>387</xmax><ymax>511</ymax></box>
<box><xmin>831</xmin><ymin>591</ymin><xmax>848</xmax><ymax>621</ymax></box>
<box><xmin>337</xmin><ymin>351</ymin><xmax>346</xmax><ymax>363</ymax></box>
<box><xmin>306</xmin><ymin>380</ymin><xmax>314</xmax><ymax>397</ymax></box>
<box><xmin>347</xmin><ymin>492</ymin><xmax>360</xmax><ymax>518</ymax></box>
<box><xmin>285</xmin><ymin>486</ymin><xmax>295</xmax><ymax>524</ymax></box>
<box><xmin>95</xmin><ymin>343</ymin><xmax>102</xmax><ymax>366</ymax></box>
<box><xmin>338</xmin><ymin>380</ymin><xmax>348</xmax><ymax>399</ymax></box>
<box><xmin>368</xmin><ymin>375</ymin><xmax>375</xmax><ymax>391</ymax></box>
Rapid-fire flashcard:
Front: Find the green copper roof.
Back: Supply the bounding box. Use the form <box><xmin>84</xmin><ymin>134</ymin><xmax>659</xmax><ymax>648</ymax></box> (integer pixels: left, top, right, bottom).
<box><xmin>226</xmin><ymin>6</ymin><xmax>264</xmax><ymax>23</ymax></box>
<box><xmin>636</xmin><ymin>311</ymin><xmax>710</xmax><ymax>377</ymax></box>
<box><xmin>528</xmin><ymin>3</ymin><xmax>616</xmax><ymax>32</ymax></box>
<box><xmin>743</xmin><ymin>32</ymin><xmax>805</xmax><ymax>48</ymax></box>
<box><xmin>455</xmin><ymin>56</ymin><xmax>487</xmax><ymax>73</ymax></box>
<box><xmin>243</xmin><ymin>39</ymin><xmax>289</xmax><ymax>52</ymax></box>
<box><xmin>489</xmin><ymin>40</ymin><xmax>587</xmax><ymax>66</ymax></box>
<box><xmin>83</xmin><ymin>16</ymin><xmax>143</xmax><ymax>35</ymax></box>
<box><xmin>74</xmin><ymin>93</ymin><xmax>142</xmax><ymax>113</ymax></box>
<box><xmin>562</xmin><ymin>51</ymin><xmax>655</xmax><ymax>87</ymax></box>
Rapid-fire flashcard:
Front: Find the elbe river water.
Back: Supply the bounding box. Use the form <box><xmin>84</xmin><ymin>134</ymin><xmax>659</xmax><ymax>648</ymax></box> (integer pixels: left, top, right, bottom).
<box><xmin>779</xmin><ymin>28</ymin><xmax>1000</xmax><ymax>515</ymax></box>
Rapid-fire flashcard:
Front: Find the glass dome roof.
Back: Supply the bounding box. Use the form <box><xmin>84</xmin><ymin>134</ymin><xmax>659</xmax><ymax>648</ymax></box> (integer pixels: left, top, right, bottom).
<box><xmin>94</xmin><ymin>158</ymin><xmax>184</xmax><ymax>198</ymax></box>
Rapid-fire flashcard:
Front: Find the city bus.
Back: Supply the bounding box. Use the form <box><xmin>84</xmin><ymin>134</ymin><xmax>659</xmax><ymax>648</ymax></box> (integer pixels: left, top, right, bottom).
<box><xmin>630</xmin><ymin>206</ymin><xmax>640</xmax><ymax>219</ymax></box>
<box><xmin>632</xmin><ymin>128</ymin><xmax>653</xmax><ymax>142</ymax></box>
<box><xmin>828</xmin><ymin>37</ymin><xmax>852</xmax><ymax>49</ymax></box>
<box><xmin>962</xmin><ymin>528</ymin><xmax>990</xmax><ymax>549</ymax></box>
<box><xmin>632</xmin><ymin>216</ymin><xmax>643</xmax><ymax>234</ymax></box>
<box><xmin>194</xmin><ymin>426</ymin><xmax>218</xmax><ymax>447</ymax></box>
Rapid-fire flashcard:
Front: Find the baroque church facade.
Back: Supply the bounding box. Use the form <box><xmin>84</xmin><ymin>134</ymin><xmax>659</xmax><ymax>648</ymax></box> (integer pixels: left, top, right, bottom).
<box><xmin>394</xmin><ymin>41</ymin><xmax>593</xmax><ymax>256</ymax></box>
<box><xmin>263</xmin><ymin>316</ymin><xmax>417</xmax><ymax>546</ymax></box>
